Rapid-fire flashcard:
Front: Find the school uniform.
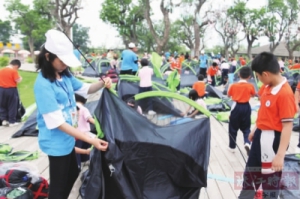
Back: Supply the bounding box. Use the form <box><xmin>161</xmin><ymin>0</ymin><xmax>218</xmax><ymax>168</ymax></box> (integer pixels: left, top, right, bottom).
<box><xmin>206</xmin><ymin>66</ymin><xmax>219</xmax><ymax>86</ymax></box>
<box><xmin>239</xmin><ymin>78</ymin><xmax>296</xmax><ymax>199</ymax></box>
<box><xmin>192</xmin><ymin>81</ymin><xmax>206</xmax><ymax>98</ymax></box>
<box><xmin>228</xmin><ymin>80</ymin><xmax>255</xmax><ymax>149</ymax></box>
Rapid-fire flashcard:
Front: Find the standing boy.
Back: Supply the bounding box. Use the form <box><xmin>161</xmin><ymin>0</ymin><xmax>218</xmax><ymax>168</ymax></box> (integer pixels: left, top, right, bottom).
<box><xmin>206</xmin><ymin>62</ymin><xmax>219</xmax><ymax>87</ymax></box>
<box><xmin>238</xmin><ymin>52</ymin><xmax>296</xmax><ymax>199</ymax></box>
<box><xmin>227</xmin><ymin>67</ymin><xmax>255</xmax><ymax>155</ymax></box>
<box><xmin>0</xmin><ymin>59</ymin><xmax>22</xmax><ymax>126</ymax></box>
<box><xmin>192</xmin><ymin>74</ymin><xmax>206</xmax><ymax>98</ymax></box>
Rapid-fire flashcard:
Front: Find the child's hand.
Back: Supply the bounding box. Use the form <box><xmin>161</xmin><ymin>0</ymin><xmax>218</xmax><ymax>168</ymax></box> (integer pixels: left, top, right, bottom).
<box><xmin>86</xmin><ymin>148</ymin><xmax>91</xmax><ymax>155</ymax></box>
<box><xmin>272</xmin><ymin>154</ymin><xmax>284</xmax><ymax>172</ymax></box>
<box><xmin>248</xmin><ymin>130</ymin><xmax>255</xmax><ymax>142</ymax></box>
<box><xmin>103</xmin><ymin>77</ymin><xmax>112</xmax><ymax>89</ymax></box>
<box><xmin>92</xmin><ymin>138</ymin><xmax>108</xmax><ymax>151</ymax></box>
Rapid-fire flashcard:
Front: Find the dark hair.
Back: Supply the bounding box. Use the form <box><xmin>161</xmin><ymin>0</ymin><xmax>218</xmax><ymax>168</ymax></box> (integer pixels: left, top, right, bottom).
<box><xmin>212</xmin><ymin>62</ymin><xmax>218</xmax><ymax>67</ymax></box>
<box><xmin>75</xmin><ymin>94</ymin><xmax>87</xmax><ymax>104</ymax></box>
<box><xmin>141</xmin><ymin>58</ymin><xmax>149</xmax><ymax>67</ymax></box>
<box><xmin>239</xmin><ymin>67</ymin><xmax>252</xmax><ymax>79</ymax></box>
<box><xmin>36</xmin><ymin>47</ymin><xmax>72</xmax><ymax>82</ymax></box>
<box><xmin>251</xmin><ymin>52</ymin><xmax>280</xmax><ymax>75</ymax></box>
<box><xmin>188</xmin><ymin>89</ymin><xmax>199</xmax><ymax>101</ymax></box>
<box><xmin>75</xmin><ymin>45</ymin><xmax>80</xmax><ymax>49</ymax></box>
<box><xmin>296</xmin><ymin>60</ymin><xmax>299</xmax><ymax>63</ymax></box>
<box><xmin>10</xmin><ymin>59</ymin><xmax>21</xmax><ymax>68</ymax></box>
<box><xmin>198</xmin><ymin>74</ymin><xmax>204</xmax><ymax>81</ymax></box>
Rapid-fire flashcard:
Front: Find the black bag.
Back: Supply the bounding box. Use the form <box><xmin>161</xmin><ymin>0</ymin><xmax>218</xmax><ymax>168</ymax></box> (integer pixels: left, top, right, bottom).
<box><xmin>28</xmin><ymin>177</ymin><xmax>48</xmax><ymax>199</ymax></box>
<box><xmin>16</xmin><ymin>101</ymin><xmax>25</xmax><ymax>122</ymax></box>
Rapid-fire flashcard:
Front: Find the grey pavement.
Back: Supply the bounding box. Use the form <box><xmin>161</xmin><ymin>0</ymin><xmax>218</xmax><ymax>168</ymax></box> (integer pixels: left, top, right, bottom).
<box><xmin>19</xmin><ymin>63</ymin><xmax>36</xmax><ymax>72</ymax></box>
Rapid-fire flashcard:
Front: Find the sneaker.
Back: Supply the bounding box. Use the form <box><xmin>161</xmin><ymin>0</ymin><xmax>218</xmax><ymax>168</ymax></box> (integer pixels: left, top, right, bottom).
<box><xmin>228</xmin><ymin>147</ymin><xmax>235</xmax><ymax>153</ymax></box>
<box><xmin>148</xmin><ymin>110</ymin><xmax>156</xmax><ymax>115</ymax></box>
<box><xmin>295</xmin><ymin>147</ymin><xmax>300</xmax><ymax>154</ymax></box>
<box><xmin>244</xmin><ymin>143</ymin><xmax>251</xmax><ymax>156</ymax></box>
<box><xmin>2</xmin><ymin>120</ymin><xmax>9</xmax><ymax>126</ymax></box>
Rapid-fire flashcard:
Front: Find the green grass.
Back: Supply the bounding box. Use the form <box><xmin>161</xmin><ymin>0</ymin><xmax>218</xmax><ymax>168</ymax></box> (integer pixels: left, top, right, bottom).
<box><xmin>18</xmin><ymin>71</ymin><xmax>38</xmax><ymax>108</ymax></box>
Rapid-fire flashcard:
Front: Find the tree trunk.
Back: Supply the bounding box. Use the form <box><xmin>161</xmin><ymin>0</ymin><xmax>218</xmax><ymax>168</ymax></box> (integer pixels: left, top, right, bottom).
<box><xmin>28</xmin><ymin>37</ymin><xmax>34</xmax><ymax>58</ymax></box>
<box><xmin>246</xmin><ymin>35</ymin><xmax>255</xmax><ymax>59</ymax></box>
<box><xmin>193</xmin><ymin>21</ymin><xmax>200</xmax><ymax>57</ymax></box>
<box><xmin>224</xmin><ymin>47</ymin><xmax>229</xmax><ymax>60</ymax></box>
<box><xmin>287</xmin><ymin>47</ymin><xmax>294</xmax><ymax>60</ymax></box>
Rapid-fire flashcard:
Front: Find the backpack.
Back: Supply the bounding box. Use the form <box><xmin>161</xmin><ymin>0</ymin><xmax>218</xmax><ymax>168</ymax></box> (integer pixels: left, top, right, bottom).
<box><xmin>16</xmin><ymin>100</ymin><xmax>25</xmax><ymax>122</ymax></box>
<box><xmin>0</xmin><ymin>169</ymin><xmax>31</xmax><ymax>188</ymax></box>
<box><xmin>27</xmin><ymin>177</ymin><xmax>48</xmax><ymax>199</ymax></box>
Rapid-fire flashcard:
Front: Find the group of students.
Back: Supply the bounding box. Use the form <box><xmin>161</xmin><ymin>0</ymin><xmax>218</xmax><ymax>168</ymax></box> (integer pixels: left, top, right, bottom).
<box><xmin>26</xmin><ymin>27</ymin><xmax>300</xmax><ymax>199</ymax></box>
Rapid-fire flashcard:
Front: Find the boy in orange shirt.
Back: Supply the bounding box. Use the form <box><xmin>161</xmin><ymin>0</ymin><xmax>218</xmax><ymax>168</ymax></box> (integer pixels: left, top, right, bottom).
<box><xmin>207</xmin><ymin>62</ymin><xmax>219</xmax><ymax>87</ymax></box>
<box><xmin>192</xmin><ymin>74</ymin><xmax>206</xmax><ymax>98</ymax></box>
<box><xmin>0</xmin><ymin>60</ymin><xmax>22</xmax><ymax>126</ymax></box>
<box><xmin>238</xmin><ymin>52</ymin><xmax>296</xmax><ymax>199</ymax></box>
<box><xmin>227</xmin><ymin>67</ymin><xmax>255</xmax><ymax>155</ymax></box>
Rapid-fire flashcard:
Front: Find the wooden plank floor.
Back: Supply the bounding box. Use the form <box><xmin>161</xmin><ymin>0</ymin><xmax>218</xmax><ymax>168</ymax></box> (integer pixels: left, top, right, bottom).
<box><xmin>1</xmin><ymin>89</ymin><xmax>299</xmax><ymax>199</ymax></box>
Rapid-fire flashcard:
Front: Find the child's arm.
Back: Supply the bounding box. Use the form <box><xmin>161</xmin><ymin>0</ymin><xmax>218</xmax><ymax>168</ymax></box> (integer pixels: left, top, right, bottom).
<box><xmin>75</xmin><ymin>147</ymin><xmax>91</xmax><ymax>155</ymax></box>
<box><xmin>272</xmin><ymin>122</ymin><xmax>293</xmax><ymax>172</ymax></box>
<box><xmin>88</xmin><ymin>117</ymin><xmax>95</xmax><ymax>124</ymax></box>
<box><xmin>294</xmin><ymin>89</ymin><xmax>299</xmax><ymax>112</ymax></box>
<box><xmin>182</xmin><ymin>106</ymin><xmax>192</xmax><ymax>116</ymax></box>
<box><xmin>188</xmin><ymin>109</ymin><xmax>199</xmax><ymax>118</ymax></box>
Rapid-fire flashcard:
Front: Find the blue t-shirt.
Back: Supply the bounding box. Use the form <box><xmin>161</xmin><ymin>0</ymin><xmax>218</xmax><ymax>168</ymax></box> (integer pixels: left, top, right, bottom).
<box><xmin>34</xmin><ymin>72</ymin><xmax>83</xmax><ymax>156</ymax></box>
<box><xmin>73</xmin><ymin>49</ymin><xmax>80</xmax><ymax>61</ymax></box>
<box><xmin>121</xmin><ymin>49</ymin><xmax>138</xmax><ymax>71</ymax></box>
<box><xmin>199</xmin><ymin>54</ymin><xmax>208</xmax><ymax>68</ymax></box>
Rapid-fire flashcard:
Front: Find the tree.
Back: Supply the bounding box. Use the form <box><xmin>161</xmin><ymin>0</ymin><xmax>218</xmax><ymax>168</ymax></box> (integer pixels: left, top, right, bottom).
<box><xmin>264</xmin><ymin>0</ymin><xmax>299</xmax><ymax>53</ymax></box>
<box><xmin>100</xmin><ymin>0</ymin><xmax>144</xmax><ymax>47</ymax></box>
<box><xmin>284</xmin><ymin>22</ymin><xmax>300</xmax><ymax>59</ymax></box>
<box><xmin>5</xmin><ymin>0</ymin><xmax>53</xmax><ymax>56</ymax></box>
<box><xmin>142</xmin><ymin>0</ymin><xmax>172</xmax><ymax>53</ymax></box>
<box><xmin>181</xmin><ymin>0</ymin><xmax>210</xmax><ymax>57</ymax></box>
<box><xmin>213</xmin><ymin>9</ymin><xmax>242</xmax><ymax>59</ymax></box>
<box><xmin>228</xmin><ymin>1</ymin><xmax>267</xmax><ymax>59</ymax></box>
<box><xmin>0</xmin><ymin>20</ymin><xmax>13</xmax><ymax>44</ymax></box>
<box><xmin>72</xmin><ymin>23</ymin><xmax>90</xmax><ymax>52</ymax></box>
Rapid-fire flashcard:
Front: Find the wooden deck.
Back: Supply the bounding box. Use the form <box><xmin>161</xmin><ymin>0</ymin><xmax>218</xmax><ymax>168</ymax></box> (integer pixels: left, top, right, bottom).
<box><xmin>1</xmin><ymin>89</ymin><xmax>300</xmax><ymax>199</ymax></box>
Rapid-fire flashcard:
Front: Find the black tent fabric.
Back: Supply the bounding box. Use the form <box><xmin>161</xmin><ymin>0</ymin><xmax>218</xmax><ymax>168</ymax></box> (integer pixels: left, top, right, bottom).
<box><xmin>82</xmin><ymin>58</ymin><xmax>111</xmax><ymax>77</ymax></box>
<box><xmin>180</xmin><ymin>74</ymin><xmax>198</xmax><ymax>88</ymax></box>
<box><xmin>80</xmin><ymin>89</ymin><xmax>211</xmax><ymax>199</ymax></box>
<box><xmin>117</xmin><ymin>80</ymin><xmax>182</xmax><ymax>116</ymax></box>
<box><xmin>12</xmin><ymin>100</ymin><xmax>99</xmax><ymax>138</ymax></box>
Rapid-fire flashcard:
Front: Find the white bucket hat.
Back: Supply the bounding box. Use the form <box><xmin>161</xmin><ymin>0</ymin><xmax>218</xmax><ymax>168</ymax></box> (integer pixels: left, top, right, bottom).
<box><xmin>45</xmin><ymin>29</ymin><xmax>81</xmax><ymax>67</ymax></box>
<box><xmin>128</xmin><ymin>42</ymin><xmax>136</xmax><ymax>48</ymax></box>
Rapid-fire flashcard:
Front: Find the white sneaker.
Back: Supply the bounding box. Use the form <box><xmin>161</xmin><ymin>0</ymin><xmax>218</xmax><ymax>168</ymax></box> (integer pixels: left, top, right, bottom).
<box><xmin>228</xmin><ymin>147</ymin><xmax>235</xmax><ymax>153</ymax></box>
<box><xmin>148</xmin><ymin>110</ymin><xmax>156</xmax><ymax>115</ymax></box>
<box><xmin>244</xmin><ymin>143</ymin><xmax>251</xmax><ymax>156</ymax></box>
<box><xmin>2</xmin><ymin>120</ymin><xmax>9</xmax><ymax>126</ymax></box>
<box><xmin>295</xmin><ymin>147</ymin><xmax>300</xmax><ymax>154</ymax></box>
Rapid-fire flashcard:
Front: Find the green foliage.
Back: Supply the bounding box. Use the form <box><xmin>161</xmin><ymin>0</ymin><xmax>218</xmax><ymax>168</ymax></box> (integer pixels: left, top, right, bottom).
<box><xmin>26</xmin><ymin>57</ymin><xmax>33</xmax><ymax>63</ymax></box>
<box><xmin>18</xmin><ymin>71</ymin><xmax>38</xmax><ymax>108</ymax></box>
<box><xmin>0</xmin><ymin>57</ymin><xmax>10</xmax><ymax>67</ymax></box>
<box><xmin>100</xmin><ymin>0</ymin><xmax>144</xmax><ymax>45</ymax></box>
<box><xmin>73</xmin><ymin>23</ymin><xmax>90</xmax><ymax>53</ymax></box>
<box><xmin>0</xmin><ymin>20</ymin><xmax>13</xmax><ymax>43</ymax></box>
<box><xmin>5</xmin><ymin>0</ymin><xmax>53</xmax><ymax>53</ymax></box>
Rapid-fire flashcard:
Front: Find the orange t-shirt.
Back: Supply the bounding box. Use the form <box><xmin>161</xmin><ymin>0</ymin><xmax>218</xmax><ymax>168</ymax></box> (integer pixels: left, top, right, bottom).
<box><xmin>0</xmin><ymin>67</ymin><xmax>20</xmax><ymax>88</ymax></box>
<box><xmin>241</xmin><ymin>59</ymin><xmax>246</xmax><ymax>66</ymax></box>
<box><xmin>257</xmin><ymin>81</ymin><xmax>296</xmax><ymax>132</ymax></box>
<box><xmin>171</xmin><ymin>61</ymin><xmax>181</xmax><ymax>74</ymax></box>
<box><xmin>228</xmin><ymin>82</ymin><xmax>255</xmax><ymax>103</ymax></box>
<box><xmin>179</xmin><ymin>56</ymin><xmax>185</xmax><ymax>64</ymax></box>
<box><xmin>192</xmin><ymin>81</ymin><xmax>206</xmax><ymax>97</ymax></box>
<box><xmin>289</xmin><ymin>63</ymin><xmax>300</xmax><ymax>70</ymax></box>
<box><xmin>207</xmin><ymin>66</ymin><xmax>219</xmax><ymax>76</ymax></box>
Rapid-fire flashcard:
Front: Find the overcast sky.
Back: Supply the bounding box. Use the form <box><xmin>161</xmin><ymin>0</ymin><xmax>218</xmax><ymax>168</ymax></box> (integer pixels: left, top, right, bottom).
<box><xmin>0</xmin><ymin>0</ymin><xmax>269</xmax><ymax>50</ymax></box>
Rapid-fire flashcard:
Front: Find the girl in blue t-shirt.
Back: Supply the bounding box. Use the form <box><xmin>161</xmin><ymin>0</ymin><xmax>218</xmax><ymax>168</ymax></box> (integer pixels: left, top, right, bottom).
<box><xmin>34</xmin><ymin>29</ymin><xmax>112</xmax><ymax>199</ymax></box>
